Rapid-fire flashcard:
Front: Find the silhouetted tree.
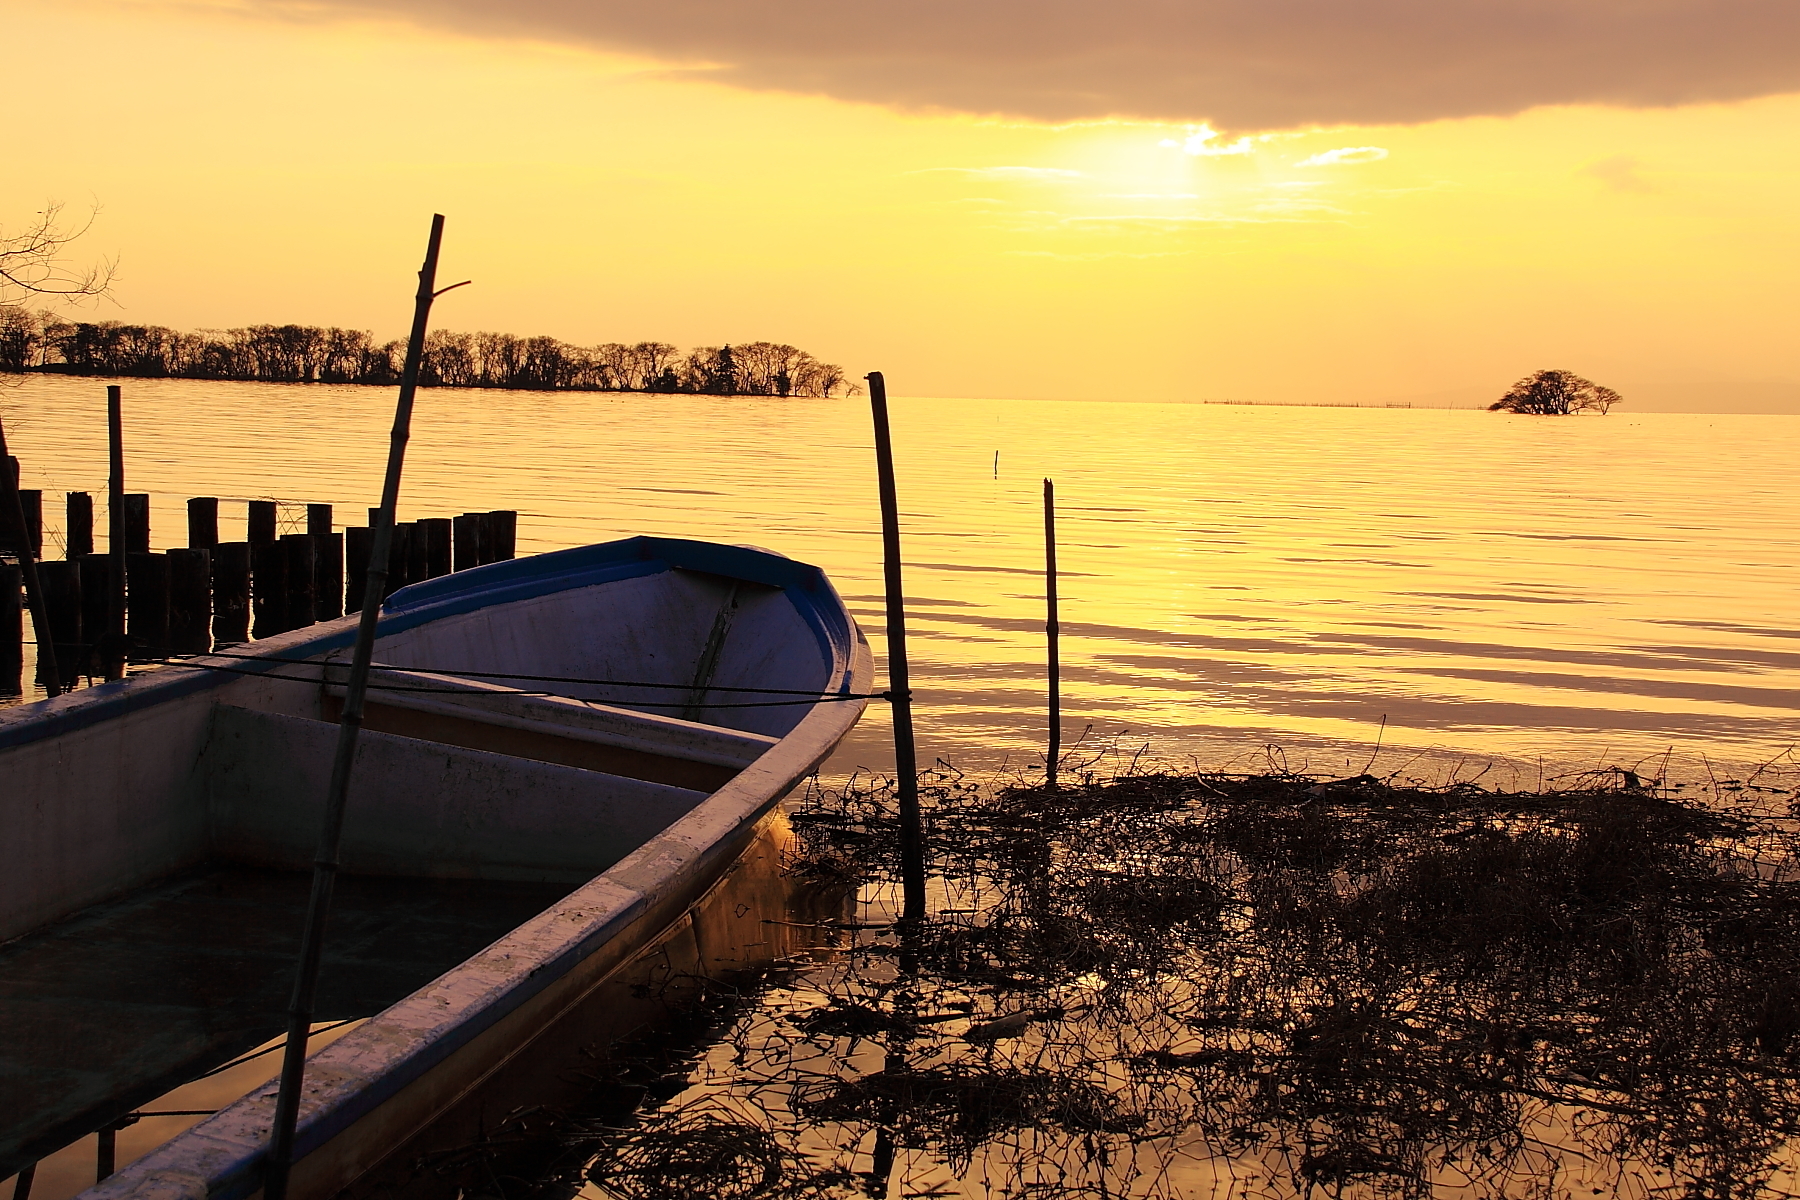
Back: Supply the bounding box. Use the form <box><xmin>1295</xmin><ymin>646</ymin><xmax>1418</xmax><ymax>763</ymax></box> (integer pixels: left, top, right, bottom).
<box><xmin>1490</xmin><ymin>369</ymin><xmax>1622</xmax><ymax>415</ymax></box>
<box><xmin>0</xmin><ymin>309</ymin><xmax>854</xmax><ymax>397</ymax></box>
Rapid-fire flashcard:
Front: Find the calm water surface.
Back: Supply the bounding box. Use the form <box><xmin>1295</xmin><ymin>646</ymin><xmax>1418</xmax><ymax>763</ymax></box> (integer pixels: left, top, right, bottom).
<box><xmin>5</xmin><ymin>375</ymin><xmax>1797</xmax><ymax>777</ymax></box>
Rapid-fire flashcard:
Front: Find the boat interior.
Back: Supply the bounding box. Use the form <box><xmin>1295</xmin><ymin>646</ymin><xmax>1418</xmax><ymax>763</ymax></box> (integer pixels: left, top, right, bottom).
<box><xmin>0</xmin><ymin>548</ymin><xmax>851</xmax><ymax>1185</ymax></box>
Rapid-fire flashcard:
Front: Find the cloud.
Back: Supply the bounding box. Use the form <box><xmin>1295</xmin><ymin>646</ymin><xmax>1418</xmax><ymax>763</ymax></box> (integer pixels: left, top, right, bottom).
<box><xmin>1582</xmin><ymin>154</ymin><xmax>1658</xmax><ymax>193</ymax></box>
<box><xmin>249</xmin><ymin>0</ymin><xmax>1800</xmax><ymax>130</ymax></box>
<box><xmin>1296</xmin><ymin>147</ymin><xmax>1390</xmax><ymax>166</ymax></box>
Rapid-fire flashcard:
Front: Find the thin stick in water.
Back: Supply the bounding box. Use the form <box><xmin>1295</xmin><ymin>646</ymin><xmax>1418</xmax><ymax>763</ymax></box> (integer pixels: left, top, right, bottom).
<box><xmin>263</xmin><ymin>214</ymin><xmax>465</xmax><ymax>1200</ymax></box>
<box><xmin>105</xmin><ymin>385</ymin><xmax>125</xmax><ymax>680</ymax></box>
<box><xmin>1044</xmin><ymin>478</ymin><xmax>1059</xmax><ymax>787</ymax></box>
<box><xmin>867</xmin><ymin>370</ymin><xmax>925</xmax><ymax>922</ymax></box>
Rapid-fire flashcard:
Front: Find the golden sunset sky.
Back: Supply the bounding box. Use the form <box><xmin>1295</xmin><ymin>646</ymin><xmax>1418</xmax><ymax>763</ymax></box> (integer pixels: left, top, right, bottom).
<box><xmin>6</xmin><ymin>0</ymin><xmax>1799</xmax><ymax>409</ymax></box>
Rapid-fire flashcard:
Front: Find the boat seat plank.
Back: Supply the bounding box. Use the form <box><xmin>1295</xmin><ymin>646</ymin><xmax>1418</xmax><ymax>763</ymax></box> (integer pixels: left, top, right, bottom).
<box><xmin>206</xmin><ymin>706</ymin><xmax>711</xmax><ymax>880</ymax></box>
<box><xmin>321</xmin><ymin>668</ymin><xmax>779</xmax><ymax>790</ymax></box>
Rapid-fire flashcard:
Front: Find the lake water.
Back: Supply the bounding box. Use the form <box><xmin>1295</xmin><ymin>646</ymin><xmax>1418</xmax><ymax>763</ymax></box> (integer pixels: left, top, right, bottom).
<box><xmin>4</xmin><ymin>374</ymin><xmax>1798</xmax><ymax>780</ymax></box>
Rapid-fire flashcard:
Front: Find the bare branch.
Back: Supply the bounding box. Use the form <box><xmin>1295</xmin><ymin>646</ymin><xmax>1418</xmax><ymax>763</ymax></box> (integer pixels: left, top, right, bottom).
<box><xmin>0</xmin><ymin>201</ymin><xmax>118</xmax><ymax>303</ymax></box>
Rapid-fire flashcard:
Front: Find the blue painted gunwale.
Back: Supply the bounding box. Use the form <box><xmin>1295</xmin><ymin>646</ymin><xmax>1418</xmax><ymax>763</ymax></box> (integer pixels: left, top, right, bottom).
<box><xmin>0</xmin><ymin>536</ymin><xmax>855</xmax><ymax>753</ymax></box>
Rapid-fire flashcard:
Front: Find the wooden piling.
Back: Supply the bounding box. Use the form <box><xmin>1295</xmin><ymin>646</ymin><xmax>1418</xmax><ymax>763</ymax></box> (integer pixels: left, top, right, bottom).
<box><xmin>316</xmin><ymin>531</ymin><xmax>344</xmax><ymax>620</ymax></box>
<box><xmin>79</xmin><ymin>554</ymin><xmax>112</xmax><ymax>672</ymax></box>
<box><xmin>248</xmin><ymin>500</ymin><xmax>278</xmax><ymax>546</ymax></box>
<box><xmin>306</xmin><ymin>503</ymin><xmax>332</xmax><ymax>538</ymax></box>
<box><xmin>282</xmin><ymin>534</ymin><xmax>316</xmax><ymax>632</ymax></box>
<box><xmin>188</xmin><ymin>497</ymin><xmax>219</xmax><ymax>550</ymax></box>
<box><xmin>105</xmin><ymin>385</ymin><xmax>126</xmax><ymax>681</ymax></box>
<box><xmin>1</xmin><ymin>562</ymin><xmax>21</xmax><ymax>677</ymax></box>
<box><xmin>126</xmin><ymin>552</ymin><xmax>170</xmax><ymax>659</ymax></box>
<box><xmin>452</xmin><ymin>512</ymin><xmax>479</xmax><ymax>570</ymax></box>
<box><xmin>420</xmin><ymin>517</ymin><xmax>452</xmax><ymax>578</ymax></box>
<box><xmin>404</xmin><ymin>520</ymin><xmax>428</xmax><ymax>586</ymax></box>
<box><xmin>251</xmin><ymin>539</ymin><xmax>286</xmax><ymax>638</ymax></box>
<box><xmin>865</xmin><ymin>370</ymin><xmax>925</xmax><ymax>922</ymax></box>
<box><xmin>168</xmin><ymin>548</ymin><xmax>212</xmax><ymax>653</ymax></box>
<box><xmin>122</xmin><ymin>493</ymin><xmax>150</xmax><ymax>555</ymax></box>
<box><xmin>16</xmin><ymin>489</ymin><xmax>42</xmax><ymax>556</ymax></box>
<box><xmin>211</xmin><ymin>542</ymin><xmax>251</xmax><ymax>645</ymax></box>
<box><xmin>386</xmin><ymin>521</ymin><xmax>412</xmax><ymax>597</ymax></box>
<box><xmin>66</xmin><ymin>492</ymin><xmax>93</xmax><ymax>558</ymax></box>
<box><xmin>345</xmin><ymin>526</ymin><xmax>371</xmax><ymax>612</ymax></box>
<box><xmin>1044</xmin><ymin>478</ymin><xmax>1060</xmax><ymax>788</ymax></box>
<box><xmin>36</xmin><ymin>559</ymin><xmax>82</xmax><ymax>685</ymax></box>
<box><xmin>0</xmin><ymin>424</ymin><xmax>60</xmax><ymax>693</ymax></box>
<box><xmin>487</xmin><ymin>509</ymin><xmax>517</xmax><ymax>560</ymax></box>
<box><xmin>478</xmin><ymin>512</ymin><xmax>501</xmax><ymax>565</ymax></box>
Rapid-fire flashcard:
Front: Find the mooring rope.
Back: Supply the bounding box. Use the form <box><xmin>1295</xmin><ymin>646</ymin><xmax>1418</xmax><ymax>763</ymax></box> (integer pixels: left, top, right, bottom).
<box><xmin>106</xmin><ymin>651</ymin><xmax>894</xmax><ymax>709</ymax></box>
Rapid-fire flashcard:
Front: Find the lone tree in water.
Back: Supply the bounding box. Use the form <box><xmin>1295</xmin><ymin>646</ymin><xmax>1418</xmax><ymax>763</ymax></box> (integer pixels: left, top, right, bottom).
<box><xmin>1489</xmin><ymin>369</ymin><xmax>1622</xmax><ymax>415</ymax></box>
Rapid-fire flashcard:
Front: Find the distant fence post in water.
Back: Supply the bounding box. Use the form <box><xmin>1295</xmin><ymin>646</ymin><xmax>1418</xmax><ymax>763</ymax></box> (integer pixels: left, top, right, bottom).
<box><xmin>866</xmin><ymin>370</ymin><xmax>926</xmax><ymax>922</ymax></box>
<box><xmin>105</xmin><ymin>385</ymin><xmax>126</xmax><ymax>680</ymax></box>
<box><xmin>1045</xmin><ymin>477</ymin><xmax>1060</xmax><ymax>789</ymax></box>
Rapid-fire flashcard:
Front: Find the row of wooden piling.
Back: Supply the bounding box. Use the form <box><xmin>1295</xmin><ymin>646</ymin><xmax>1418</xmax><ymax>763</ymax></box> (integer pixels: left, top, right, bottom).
<box><xmin>1</xmin><ymin>486</ymin><xmax>517</xmax><ymax>687</ymax></box>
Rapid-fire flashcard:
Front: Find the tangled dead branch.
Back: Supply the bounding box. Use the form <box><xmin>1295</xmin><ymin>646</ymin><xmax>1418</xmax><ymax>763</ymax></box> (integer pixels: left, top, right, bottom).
<box><xmin>422</xmin><ymin>761</ymin><xmax>1800</xmax><ymax>1200</ymax></box>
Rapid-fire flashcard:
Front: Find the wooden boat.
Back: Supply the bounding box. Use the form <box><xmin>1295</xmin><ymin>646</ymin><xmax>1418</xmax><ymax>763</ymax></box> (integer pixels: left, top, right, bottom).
<box><xmin>0</xmin><ymin>536</ymin><xmax>872</xmax><ymax>1200</ymax></box>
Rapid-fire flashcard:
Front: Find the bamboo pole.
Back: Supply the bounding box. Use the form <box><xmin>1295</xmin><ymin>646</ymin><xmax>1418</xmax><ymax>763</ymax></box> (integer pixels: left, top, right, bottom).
<box><xmin>0</xmin><ymin>423</ymin><xmax>60</xmax><ymax>695</ymax></box>
<box><xmin>1044</xmin><ymin>478</ymin><xmax>1059</xmax><ymax>788</ymax></box>
<box><xmin>264</xmin><ymin>214</ymin><xmax>466</xmax><ymax>1200</ymax></box>
<box><xmin>866</xmin><ymin>371</ymin><xmax>925</xmax><ymax>922</ymax></box>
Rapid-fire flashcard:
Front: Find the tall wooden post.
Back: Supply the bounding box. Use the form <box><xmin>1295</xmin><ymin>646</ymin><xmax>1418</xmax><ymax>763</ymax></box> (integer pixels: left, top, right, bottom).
<box><xmin>105</xmin><ymin>385</ymin><xmax>126</xmax><ymax>680</ymax></box>
<box><xmin>266</xmin><ymin>214</ymin><xmax>461</xmax><ymax>1200</ymax></box>
<box><xmin>866</xmin><ymin>371</ymin><xmax>925</xmax><ymax>922</ymax></box>
<box><xmin>1044</xmin><ymin>479</ymin><xmax>1060</xmax><ymax>788</ymax></box>
<box><xmin>0</xmin><ymin>419</ymin><xmax>60</xmax><ymax>694</ymax></box>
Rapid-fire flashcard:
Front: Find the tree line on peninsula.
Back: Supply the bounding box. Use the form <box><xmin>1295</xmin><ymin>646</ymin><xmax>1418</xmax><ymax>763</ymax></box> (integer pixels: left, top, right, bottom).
<box><xmin>0</xmin><ymin>307</ymin><xmax>855</xmax><ymax>397</ymax></box>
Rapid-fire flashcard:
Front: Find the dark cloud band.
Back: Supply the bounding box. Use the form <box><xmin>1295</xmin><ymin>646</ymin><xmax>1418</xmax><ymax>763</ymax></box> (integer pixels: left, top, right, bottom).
<box><xmin>289</xmin><ymin>0</ymin><xmax>1800</xmax><ymax>129</ymax></box>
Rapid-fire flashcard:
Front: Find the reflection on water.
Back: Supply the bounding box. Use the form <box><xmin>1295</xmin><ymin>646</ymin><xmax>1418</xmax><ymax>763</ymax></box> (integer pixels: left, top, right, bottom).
<box><xmin>4</xmin><ymin>375</ymin><xmax>1798</xmax><ymax>773</ymax></box>
<box><xmin>370</xmin><ymin>768</ymin><xmax>1800</xmax><ymax>1200</ymax></box>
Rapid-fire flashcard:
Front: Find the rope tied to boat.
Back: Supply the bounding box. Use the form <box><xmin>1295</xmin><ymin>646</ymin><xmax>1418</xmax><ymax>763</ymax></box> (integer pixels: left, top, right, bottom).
<box><xmin>119</xmin><ymin>650</ymin><xmax>903</xmax><ymax>708</ymax></box>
